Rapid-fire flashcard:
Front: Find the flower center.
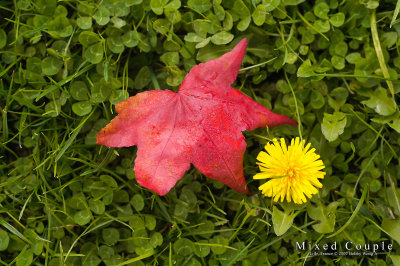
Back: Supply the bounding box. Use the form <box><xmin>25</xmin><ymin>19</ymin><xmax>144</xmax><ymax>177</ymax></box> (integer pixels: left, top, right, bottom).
<box><xmin>287</xmin><ymin>168</ymin><xmax>296</xmax><ymax>179</ymax></box>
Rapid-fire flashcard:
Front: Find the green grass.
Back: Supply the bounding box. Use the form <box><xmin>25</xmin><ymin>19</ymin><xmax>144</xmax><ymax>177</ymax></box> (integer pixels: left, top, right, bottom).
<box><xmin>1</xmin><ymin>0</ymin><xmax>400</xmax><ymax>265</ymax></box>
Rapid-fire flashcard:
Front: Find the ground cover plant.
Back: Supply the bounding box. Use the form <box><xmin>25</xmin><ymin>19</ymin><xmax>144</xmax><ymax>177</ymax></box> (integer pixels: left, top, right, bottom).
<box><xmin>0</xmin><ymin>0</ymin><xmax>400</xmax><ymax>265</ymax></box>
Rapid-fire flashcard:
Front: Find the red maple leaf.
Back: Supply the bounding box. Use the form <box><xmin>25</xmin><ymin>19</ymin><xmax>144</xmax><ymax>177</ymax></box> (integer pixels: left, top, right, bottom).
<box><xmin>97</xmin><ymin>39</ymin><xmax>297</xmax><ymax>195</ymax></box>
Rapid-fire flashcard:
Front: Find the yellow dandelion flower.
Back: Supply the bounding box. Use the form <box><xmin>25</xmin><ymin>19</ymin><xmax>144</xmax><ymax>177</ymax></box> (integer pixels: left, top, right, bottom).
<box><xmin>254</xmin><ymin>137</ymin><xmax>325</xmax><ymax>204</ymax></box>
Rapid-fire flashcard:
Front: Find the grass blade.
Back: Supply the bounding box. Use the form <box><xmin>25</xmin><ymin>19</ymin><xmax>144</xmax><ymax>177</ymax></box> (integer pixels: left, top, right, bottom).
<box><xmin>391</xmin><ymin>0</ymin><xmax>400</xmax><ymax>27</ymax></box>
<box><xmin>55</xmin><ymin>108</ymin><xmax>95</xmax><ymax>162</ymax></box>
<box><xmin>371</xmin><ymin>10</ymin><xmax>395</xmax><ymax>97</ymax></box>
<box><xmin>115</xmin><ymin>251</ymin><xmax>155</xmax><ymax>266</ymax></box>
<box><xmin>327</xmin><ymin>187</ymin><xmax>368</xmax><ymax>238</ymax></box>
<box><xmin>0</xmin><ymin>218</ymin><xmax>31</xmax><ymax>244</ymax></box>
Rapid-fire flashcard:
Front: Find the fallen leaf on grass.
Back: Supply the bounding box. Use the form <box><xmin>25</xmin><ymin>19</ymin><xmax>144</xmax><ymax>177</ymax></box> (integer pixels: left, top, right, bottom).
<box><xmin>97</xmin><ymin>39</ymin><xmax>297</xmax><ymax>195</ymax></box>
